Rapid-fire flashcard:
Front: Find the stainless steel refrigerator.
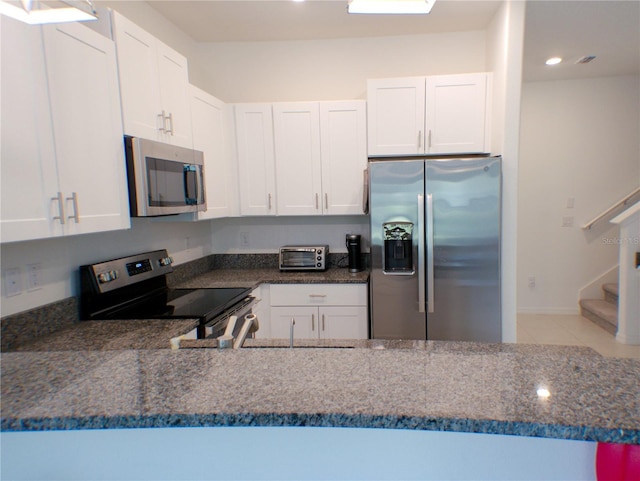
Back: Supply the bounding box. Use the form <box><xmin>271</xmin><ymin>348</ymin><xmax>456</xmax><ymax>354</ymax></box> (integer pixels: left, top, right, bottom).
<box><xmin>369</xmin><ymin>157</ymin><xmax>501</xmax><ymax>342</ymax></box>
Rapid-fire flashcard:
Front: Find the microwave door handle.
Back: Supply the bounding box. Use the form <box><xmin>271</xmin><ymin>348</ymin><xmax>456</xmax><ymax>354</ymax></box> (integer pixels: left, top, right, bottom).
<box><xmin>183</xmin><ymin>165</ymin><xmax>199</xmax><ymax>205</ymax></box>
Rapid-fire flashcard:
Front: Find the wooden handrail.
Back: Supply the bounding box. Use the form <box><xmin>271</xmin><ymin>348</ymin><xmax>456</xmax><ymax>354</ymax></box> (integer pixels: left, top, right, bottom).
<box><xmin>582</xmin><ymin>186</ymin><xmax>640</xmax><ymax>230</ymax></box>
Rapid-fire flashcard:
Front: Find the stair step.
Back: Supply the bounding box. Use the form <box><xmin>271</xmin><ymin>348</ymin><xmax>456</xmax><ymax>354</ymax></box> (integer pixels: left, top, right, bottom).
<box><xmin>603</xmin><ymin>283</ymin><xmax>619</xmax><ymax>305</ymax></box>
<box><xmin>579</xmin><ymin>299</ymin><xmax>618</xmax><ymax>335</ymax></box>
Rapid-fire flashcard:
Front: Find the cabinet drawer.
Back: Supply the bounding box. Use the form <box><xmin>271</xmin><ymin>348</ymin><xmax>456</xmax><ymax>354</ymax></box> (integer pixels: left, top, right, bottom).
<box><xmin>270</xmin><ymin>284</ymin><xmax>367</xmax><ymax>307</ymax></box>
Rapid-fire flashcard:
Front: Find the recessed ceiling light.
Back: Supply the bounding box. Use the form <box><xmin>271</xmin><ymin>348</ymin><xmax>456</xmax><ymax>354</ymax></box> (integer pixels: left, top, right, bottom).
<box><xmin>545</xmin><ymin>57</ymin><xmax>563</xmax><ymax>66</ymax></box>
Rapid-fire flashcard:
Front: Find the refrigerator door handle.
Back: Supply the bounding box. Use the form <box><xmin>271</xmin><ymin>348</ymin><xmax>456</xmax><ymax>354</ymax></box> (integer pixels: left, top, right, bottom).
<box><xmin>426</xmin><ymin>193</ymin><xmax>435</xmax><ymax>313</ymax></box>
<box><xmin>418</xmin><ymin>195</ymin><xmax>426</xmax><ymax>313</ymax></box>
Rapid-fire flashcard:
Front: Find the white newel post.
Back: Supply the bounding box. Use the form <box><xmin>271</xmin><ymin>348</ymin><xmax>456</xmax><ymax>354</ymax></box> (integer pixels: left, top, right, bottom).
<box><xmin>610</xmin><ymin>201</ymin><xmax>640</xmax><ymax>344</ymax></box>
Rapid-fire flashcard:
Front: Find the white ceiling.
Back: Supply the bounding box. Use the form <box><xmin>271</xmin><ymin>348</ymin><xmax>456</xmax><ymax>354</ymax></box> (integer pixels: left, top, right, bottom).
<box><xmin>147</xmin><ymin>0</ymin><xmax>640</xmax><ymax>82</ymax></box>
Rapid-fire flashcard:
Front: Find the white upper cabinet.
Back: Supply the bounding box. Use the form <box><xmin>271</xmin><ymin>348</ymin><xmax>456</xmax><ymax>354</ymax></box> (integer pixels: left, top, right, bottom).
<box><xmin>367</xmin><ymin>77</ymin><xmax>426</xmax><ymax>156</ymax></box>
<box><xmin>234</xmin><ymin>104</ymin><xmax>277</xmax><ymax>216</ymax></box>
<box><xmin>112</xmin><ymin>11</ymin><xmax>192</xmax><ymax>149</ymax></box>
<box><xmin>271</xmin><ymin>100</ymin><xmax>368</xmax><ymax>216</ymax></box>
<box><xmin>273</xmin><ymin>102</ymin><xmax>322</xmax><ymax>215</ymax></box>
<box><xmin>43</xmin><ymin>22</ymin><xmax>130</xmax><ymax>237</ymax></box>
<box><xmin>367</xmin><ymin>73</ymin><xmax>491</xmax><ymax>156</ymax></box>
<box><xmin>1</xmin><ymin>17</ymin><xmax>129</xmax><ymax>243</ymax></box>
<box><xmin>1</xmin><ymin>17</ymin><xmax>60</xmax><ymax>242</ymax></box>
<box><xmin>320</xmin><ymin>101</ymin><xmax>368</xmax><ymax>215</ymax></box>
<box><xmin>426</xmin><ymin>73</ymin><xmax>490</xmax><ymax>154</ymax></box>
<box><xmin>189</xmin><ymin>86</ymin><xmax>234</xmax><ymax>219</ymax></box>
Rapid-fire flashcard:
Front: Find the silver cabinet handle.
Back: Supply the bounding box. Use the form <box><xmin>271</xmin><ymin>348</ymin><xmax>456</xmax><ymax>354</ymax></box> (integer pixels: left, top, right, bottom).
<box><xmin>268</xmin><ymin>193</ymin><xmax>272</xmax><ymax>210</ymax></box>
<box><xmin>166</xmin><ymin>112</ymin><xmax>174</xmax><ymax>136</ymax></box>
<box><xmin>311</xmin><ymin>313</ymin><xmax>315</xmax><ymax>331</ymax></box>
<box><xmin>158</xmin><ymin>110</ymin><xmax>166</xmax><ymax>132</ymax></box>
<box><xmin>51</xmin><ymin>192</ymin><xmax>65</xmax><ymax>224</ymax></box>
<box><xmin>322</xmin><ymin>313</ymin><xmax>325</xmax><ymax>331</ymax></box>
<box><xmin>325</xmin><ymin>193</ymin><xmax>328</xmax><ymax>210</ymax></box>
<box><xmin>418</xmin><ymin>195</ymin><xmax>425</xmax><ymax>313</ymax></box>
<box><xmin>417</xmin><ymin>131</ymin><xmax>422</xmax><ymax>149</ymax></box>
<box><xmin>426</xmin><ymin>193</ymin><xmax>435</xmax><ymax>313</ymax></box>
<box><xmin>428</xmin><ymin>129</ymin><xmax>432</xmax><ymax>150</ymax></box>
<box><xmin>67</xmin><ymin>192</ymin><xmax>80</xmax><ymax>223</ymax></box>
<box><xmin>362</xmin><ymin>168</ymin><xmax>369</xmax><ymax>214</ymax></box>
<box><xmin>308</xmin><ymin>294</ymin><xmax>327</xmax><ymax>298</ymax></box>
<box><xmin>315</xmin><ymin>193</ymin><xmax>319</xmax><ymax>210</ymax></box>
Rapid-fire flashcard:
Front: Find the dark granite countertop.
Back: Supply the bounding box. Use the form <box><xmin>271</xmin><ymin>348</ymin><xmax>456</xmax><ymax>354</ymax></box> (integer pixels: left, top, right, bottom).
<box><xmin>11</xmin><ymin>319</ymin><xmax>199</xmax><ymax>352</ymax></box>
<box><xmin>174</xmin><ymin>266</ymin><xmax>369</xmax><ymax>290</ymax></box>
<box><xmin>2</xmin><ymin>334</ymin><xmax>639</xmax><ymax>444</ymax></box>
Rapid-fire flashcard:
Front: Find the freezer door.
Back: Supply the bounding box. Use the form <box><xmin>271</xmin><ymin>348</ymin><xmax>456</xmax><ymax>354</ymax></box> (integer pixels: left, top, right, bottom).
<box><xmin>369</xmin><ymin>160</ymin><xmax>426</xmax><ymax>339</ymax></box>
<box><xmin>426</xmin><ymin>157</ymin><xmax>501</xmax><ymax>342</ymax></box>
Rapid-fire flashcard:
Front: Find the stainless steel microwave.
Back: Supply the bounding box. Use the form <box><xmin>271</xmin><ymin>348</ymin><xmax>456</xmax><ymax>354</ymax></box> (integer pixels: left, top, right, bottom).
<box><xmin>279</xmin><ymin>245</ymin><xmax>329</xmax><ymax>271</ymax></box>
<box><xmin>124</xmin><ymin>136</ymin><xmax>206</xmax><ymax>216</ymax></box>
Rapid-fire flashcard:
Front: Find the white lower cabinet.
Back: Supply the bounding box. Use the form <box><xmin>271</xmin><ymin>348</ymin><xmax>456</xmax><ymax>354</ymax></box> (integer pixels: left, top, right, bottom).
<box><xmin>268</xmin><ymin>284</ymin><xmax>368</xmax><ymax>340</ymax></box>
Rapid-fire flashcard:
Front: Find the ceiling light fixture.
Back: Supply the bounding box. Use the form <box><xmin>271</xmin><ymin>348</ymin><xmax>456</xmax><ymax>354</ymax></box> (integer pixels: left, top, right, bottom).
<box><xmin>0</xmin><ymin>0</ymin><xmax>97</xmax><ymax>25</ymax></box>
<box><xmin>348</xmin><ymin>0</ymin><xmax>436</xmax><ymax>15</ymax></box>
<box><xmin>545</xmin><ymin>57</ymin><xmax>562</xmax><ymax>66</ymax></box>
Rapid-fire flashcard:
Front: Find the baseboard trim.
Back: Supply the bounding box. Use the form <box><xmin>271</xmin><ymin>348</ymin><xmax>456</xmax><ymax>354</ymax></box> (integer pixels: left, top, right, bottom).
<box><xmin>517</xmin><ymin>307</ymin><xmax>581</xmax><ymax>315</ymax></box>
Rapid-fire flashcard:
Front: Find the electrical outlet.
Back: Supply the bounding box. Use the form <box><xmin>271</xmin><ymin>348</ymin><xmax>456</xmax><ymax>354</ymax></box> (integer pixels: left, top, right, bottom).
<box><xmin>528</xmin><ymin>276</ymin><xmax>536</xmax><ymax>288</ymax></box>
<box><xmin>239</xmin><ymin>231</ymin><xmax>250</xmax><ymax>248</ymax></box>
<box><xmin>3</xmin><ymin>268</ymin><xmax>22</xmax><ymax>297</ymax></box>
<box><xmin>26</xmin><ymin>263</ymin><xmax>43</xmax><ymax>291</ymax></box>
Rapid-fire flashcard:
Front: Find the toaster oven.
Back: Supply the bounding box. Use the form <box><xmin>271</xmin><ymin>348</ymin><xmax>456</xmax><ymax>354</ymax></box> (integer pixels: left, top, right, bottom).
<box><xmin>279</xmin><ymin>245</ymin><xmax>329</xmax><ymax>271</ymax></box>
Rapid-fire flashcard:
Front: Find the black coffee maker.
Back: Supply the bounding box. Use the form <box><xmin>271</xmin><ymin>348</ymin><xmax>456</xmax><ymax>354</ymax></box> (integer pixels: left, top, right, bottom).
<box><xmin>346</xmin><ymin>234</ymin><xmax>362</xmax><ymax>273</ymax></box>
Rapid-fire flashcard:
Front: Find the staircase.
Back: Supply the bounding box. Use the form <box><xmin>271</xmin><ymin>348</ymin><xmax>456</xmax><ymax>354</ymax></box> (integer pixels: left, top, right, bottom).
<box><xmin>579</xmin><ymin>283</ymin><xmax>618</xmax><ymax>335</ymax></box>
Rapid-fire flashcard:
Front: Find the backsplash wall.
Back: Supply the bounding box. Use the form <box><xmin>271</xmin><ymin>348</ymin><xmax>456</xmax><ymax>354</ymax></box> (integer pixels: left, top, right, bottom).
<box><xmin>209</xmin><ymin>216</ymin><xmax>369</xmax><ymax>254</ymax></box>
<box><xmin>0</xmin><ymin>218</ymin><xmax>213</xmax><ymax>318</ymax></box>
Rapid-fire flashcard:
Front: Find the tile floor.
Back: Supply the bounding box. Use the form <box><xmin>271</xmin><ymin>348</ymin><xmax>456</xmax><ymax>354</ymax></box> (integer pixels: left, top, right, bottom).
<box><xmin>517</xmin><ymin>313</ymin><xmax>640</xmax><ymax>359</ymax></box>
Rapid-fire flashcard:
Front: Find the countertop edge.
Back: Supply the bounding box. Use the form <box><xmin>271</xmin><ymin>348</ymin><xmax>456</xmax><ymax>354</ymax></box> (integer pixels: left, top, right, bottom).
<box><xmin>2</xmin><ymin>413</ymin><xmax>638</xmax><ymax>445</ymax></box>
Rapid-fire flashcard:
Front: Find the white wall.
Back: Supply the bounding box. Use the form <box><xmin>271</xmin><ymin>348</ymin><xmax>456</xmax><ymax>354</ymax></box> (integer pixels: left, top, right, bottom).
<box><xmin>517</xmin><ymin>74</ymin><xmax>640</xmax><ymax>314</ymax></box>
<box><xmin>2</xmin><ymin>427</ymin><xmax>597</xmax><ymax>481</ymax></box>
<box><xmin>0</xmin><ymin>219</ymin><xmax>213</xmax><ymax>317</ymax></box>
<box><xmin>195</xmin><ymin>30</ymin><xmax>487</xmax><ymax>102</ymax></box>
<box><xmin>485</xmin><ymin>0</ymin><xmax>526</xmax><ymax>342</ymax></box>
<box><xmin>210</xmin><ymin>216</ymin><xmax>369</xmax><ymax>254</ymax></box>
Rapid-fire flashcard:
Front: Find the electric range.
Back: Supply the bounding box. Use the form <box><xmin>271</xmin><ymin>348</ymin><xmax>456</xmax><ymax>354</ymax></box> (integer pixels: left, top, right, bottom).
<box><xmin>80</xmin><ymin>250</ymin><xmax>255</xmax><ymax>339</ymax></box>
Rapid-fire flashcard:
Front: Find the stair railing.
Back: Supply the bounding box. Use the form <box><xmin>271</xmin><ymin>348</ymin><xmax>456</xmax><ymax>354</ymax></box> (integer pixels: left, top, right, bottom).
<box><xmin>582</xmin><ymin>186</ymin><xmax>640</xmax><ymax>230</ymax></box>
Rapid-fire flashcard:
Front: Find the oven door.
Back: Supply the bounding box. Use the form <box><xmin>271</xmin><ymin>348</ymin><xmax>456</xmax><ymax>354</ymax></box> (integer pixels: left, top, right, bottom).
<box><xmin>201</xmin><ymin>296</ymin><xmax>257</xmax><ymax>339</ymax></box>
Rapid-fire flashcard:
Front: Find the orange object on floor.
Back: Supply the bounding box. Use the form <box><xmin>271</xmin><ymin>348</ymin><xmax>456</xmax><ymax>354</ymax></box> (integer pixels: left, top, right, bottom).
<box><xmin>596</xmin><ymin>443</ymin><xmax>640</xmax><ymax>480</ymax></box>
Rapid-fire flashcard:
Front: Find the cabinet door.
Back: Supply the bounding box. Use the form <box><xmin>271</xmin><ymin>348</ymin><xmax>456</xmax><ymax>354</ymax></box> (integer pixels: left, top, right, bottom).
<box><xmin>367</xmin><ymin>77</ymin><xmax>426</xmax><ymax>156</ymax></box>
<box><xmin>157</xmin><ymin>43</ymin><xmax>192</xmax><ymax>149</ymax></box>
<box><xmin>273</xmin><ymin>102</ymin><xmax>322</xmax><ymax>215</ymax></box>
<box><xmin>426</xmin><ymin>73</ymin><xmax>489</xmax><ymax>154</ymax></box>
<box><xmin>44</xmin><ymin>22</ymin><xmax>130</xmax><ymax>236</ymax></box>
<box><xmin>190</xmin><ymin>86</ymin><xmax>232</xmax><ymax>219</ymax></box>
<box><xmin>111</xmin><ymin>11</ymin><xmax>162</xmax><ymax>141</ymax></box>
<box><xmin>270</xmin><ymin>307</ymin><xmax>318</xmax><ymax>339</ymax></box>
<box><xmin>320</xmin><ymin>101</ymin><xmax>368</xmax><ymax>215</ymax></box>
<box><xmin>235</xmin><ymin>104</ymin><xmax>277</xmax><ymax>215</ymax></box>
<box><xmin>1</xmin><ymin>18</ymin><xmax>61</xmax><ymax>243</ymax></box>
<box><xmin>320</xmin><ymin>306</ymin><xmax>369</xmax><ymax>340</ymax></box>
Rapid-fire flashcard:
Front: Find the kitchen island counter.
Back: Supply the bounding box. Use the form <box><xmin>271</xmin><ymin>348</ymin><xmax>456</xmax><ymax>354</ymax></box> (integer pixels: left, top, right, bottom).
<box><xmin>2</xmin><ymin>337</ymin><xmax>638</xmax><ymax>445</ymax></box>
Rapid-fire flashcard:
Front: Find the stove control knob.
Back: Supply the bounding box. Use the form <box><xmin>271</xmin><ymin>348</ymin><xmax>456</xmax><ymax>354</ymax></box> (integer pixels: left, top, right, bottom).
<box><xmin>109</xmin><ymin>270</ymin><xmax>118</xmax><ymax>280</ymax></box>
<box><xmin>159</xmin><ymin>256</ymin><xmax>173</xmax><ymax>267</ymax></box>
<box><xmin>98</xmin><ymin>272</ymin><xmax>111</xmax><ymax>283</ymax></box>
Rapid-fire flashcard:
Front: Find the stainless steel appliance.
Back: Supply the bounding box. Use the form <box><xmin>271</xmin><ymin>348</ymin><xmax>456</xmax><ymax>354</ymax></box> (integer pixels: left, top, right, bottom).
<box><xmin>369</xmin><ymin>157</ymin><xmax>501</xmax><ymax>342</ymax></box>
<box><xmin>279</xmin><ymin>245</ymin><xmax>329</xmax><ymax>271</ymax></box>
<box><xmin>80</xmin><ymin>249</ymin><xmax>255</xmax><ymax>339</ymax></box>
<box><xmin>124</xmin><ymin>136</ymin><xmax>206</xmax><ymax>216</ymax></box>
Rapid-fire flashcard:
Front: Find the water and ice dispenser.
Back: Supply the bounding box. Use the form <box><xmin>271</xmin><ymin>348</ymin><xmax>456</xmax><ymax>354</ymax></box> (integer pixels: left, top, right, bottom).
<box><xmin>383</xmin><ymin>222</ymin><xmax>414</xmax><ymax>273</ymax></box>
